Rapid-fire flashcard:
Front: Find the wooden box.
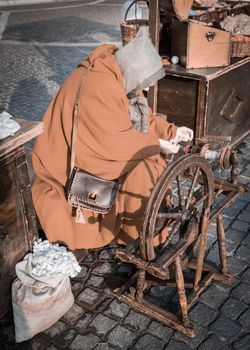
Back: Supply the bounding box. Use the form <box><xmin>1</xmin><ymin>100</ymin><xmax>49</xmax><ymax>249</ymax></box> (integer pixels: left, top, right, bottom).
<box><xmin>170</xmin><ymin>0</ymin><xmax>231</xmax><ymax>69</ymax></box>
<box><xmin>157</xmin><ymin>57</ymin><xmax>250</xmax><ymax>149</ymax></box>
<box><xmin>172</xmin><ymin>18</ymin><xmax>231</xmax><ymax>69</ymax></box>
<box><xmin>0</xmin><ymin>119</ymin><xmax>44</xmax><ymax>324</ymax></box>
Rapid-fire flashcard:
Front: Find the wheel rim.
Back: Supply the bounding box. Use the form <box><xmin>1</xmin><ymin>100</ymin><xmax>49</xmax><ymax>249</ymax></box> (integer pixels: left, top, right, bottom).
<box><xmin>141</xmin><ymin>155</ymin><xmax>214</xmax><ymax>261</ymax></box>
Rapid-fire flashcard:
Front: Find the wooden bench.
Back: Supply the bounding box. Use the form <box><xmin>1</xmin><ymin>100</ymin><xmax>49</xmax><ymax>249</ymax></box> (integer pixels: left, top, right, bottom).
<box><xmin>0</xmin><ymin>118</ymin><xmax>44</xmax><ymax>324</ymax></box>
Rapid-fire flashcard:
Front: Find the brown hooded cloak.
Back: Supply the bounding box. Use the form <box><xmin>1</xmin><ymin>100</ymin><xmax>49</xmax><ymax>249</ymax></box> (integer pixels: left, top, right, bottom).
<box><xmin>32</xmin><ymin>44</ymin><xmax>177</xmax><ymax>249</ymax></box>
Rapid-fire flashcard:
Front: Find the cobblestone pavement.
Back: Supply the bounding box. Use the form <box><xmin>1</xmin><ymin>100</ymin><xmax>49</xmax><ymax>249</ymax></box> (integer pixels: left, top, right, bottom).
<box><xmin>0</xmin><ymin>1</ymin><xmax>249</xmax><ymax>349</ymax></box>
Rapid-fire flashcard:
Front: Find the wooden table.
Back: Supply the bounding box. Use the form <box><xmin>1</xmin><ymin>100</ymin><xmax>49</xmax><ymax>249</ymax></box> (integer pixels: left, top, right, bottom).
<box><xmin>157</xmin><ymin>57</ymin><xmax>250</xmax><ymax>149</ymax></box>
<box><xmin>0</xmin><ymin>118</ymin><xmax>44</xmax><ymax>325</ymax></box>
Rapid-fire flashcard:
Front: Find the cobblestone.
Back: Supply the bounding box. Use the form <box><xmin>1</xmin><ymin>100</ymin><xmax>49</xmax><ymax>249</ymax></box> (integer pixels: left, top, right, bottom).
<box><xmin>220</xmin><ymin>297</ymin><xmax>247</xmax><ymax>320</ymax></box>
<box><xmin>225</xmin><ymin>228</ymin><xmax>247</xmax><ymax>244</ymax></box>
<box><xmin>133</xmin><ymin>334</ymin><xmax>165</xmax><ymax>350</ymax></box>
<box><xmin>232</xmin><ymin>282</ymin><xmax>250</xmax><ymax>304</ymax></box>
<box><xmin>77</xmin><ymin>288</ymin><xmax>101</xmax><ymax>306</ymax></box>
<box><xmin>199</xmin><ymin>284</ymin><xmax>229</xmax><ymax>310</ymax></box>
<box><xmin>237</xmin><ymin>210</ymin><xmax>250</xmax><ymax>223</ymax></box>
<box><xmin>25</xmin><ymin>337</ymin><xmax>50</xmax><ymax>350</ymax></box>
<box><xmin>71</xmin><ymin>281</ymin><xmax>84</xmax><ymax>295</ymax></box>
<box><xmin>104</xmin><ymin>300</ymin><xmax>130</xmax><ymax>320</ymax></box>
<box><xmin>107</xmin><ymin>325</ymin><xmax>136</xmax><ymax>349</ymax></box>
<box><xmin>69</xmin><ymin>334</ymin><xmax>100</xmax><ymax>350</ymax></box>
<box><xmin>74</xmin><ymin>266</ymin><xmax>88</xmax><ymax>280</ymax></box>
<box><xmin>238</xmin><ymin>308</ymin><xmax>250</xmax><ymax>331</ymax></box>
<box><xmin>89</xmin><ymin>314</ymin><xmax>117</xmax><ymax>337</ymax></box>
<box><xmin>0</xmin><ymin>1</ymin><xmax>249</xmax><ymax>350</ymax></box>
<box><xmin>210</xmin><ymin>314</ymin><xmax>242</xmax><ymax>343</ymax></box>
<box><xmin>56</xmin><ymin>329</ymin><xmax>77</xmax><ymax>348</ymax></box>
<box><xmin>75</xmin><ymin>313</ymin><xmax>93</xmax><ymax>334</ymax></box>
<box><xmin>44</xmin><ymin>321</ymin><xmax>67</xmax><ymax>339</ymax></box>
<box><xmin>94</xmin><ymin>343</ymin><xmax>116</xmax><ymax>350</ymax></box>
<box><xmin>241</xmin><ymin>233</ymin><xmax>250</xmax><ymax>246</ymax></box>
<box><xmin>86</xmin><ymin>275</ymin><xmax>105</xmax><ymax>288</ymax></box>
<box><xmin>123</xmin><ymin>310</ymin><xmax>151</xmax><ymax>332</ymax></box>
<box><xmin>92</xmin><ymin>262</ymin><xmax>114</xmax><ymax>276</ymax></box>
<box><xmin>233</xmin><ymin>334</ymin><xmax>250</xmax><ymax>350</ymax></box>
<box><xmin>62</xmin><ymin>303</ymin><xmax>86</xmax><ymax>326</ymax></box>
<box><xmin>235</xmin><ymin>245</ymin><xmax>250</xmax><ymax>263</ymax></box>
<box><xmin>189</xmin><ymin>302</ymin><xmax>218</xmax><ymax>326</ymax></box>
<box><xmin>148</xmin><ymin>321</ymin><xmax>173</xmax><ymax>342</ymax></box>
<box><xmin>241</xmin><ymin>268</ymin><xmax>250</xmax><ymax>282</ymax></box>
<box><xmin>198</xmin><ymin>335</ymin><xmax>230</xmax><ymax>350</ymax></box>
<box><xmin>166</xmin><ymin>339</ymin><xmax>192</xmax><ymax>350</ymax></box>
<box><xmin>173</xmin><ymin>323</ymin><xmax>208</xmax><ymax>349</ymax></box>
<box><xmin>227</xmin><ymin>256</ymin><xmax>248</xmax><ymax>276</ymax></box>
<box><xmin>231</xmin><ymin>220</ymin><xmax>250</xmax><ymax>232</ymax></box>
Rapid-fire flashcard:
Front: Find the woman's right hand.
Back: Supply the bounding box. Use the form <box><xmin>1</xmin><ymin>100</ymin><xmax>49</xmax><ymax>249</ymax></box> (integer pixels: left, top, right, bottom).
<box><xmin>158</xmin><ymin>139</ymin><xmax>180</xmax><ymax>155</ymax></box>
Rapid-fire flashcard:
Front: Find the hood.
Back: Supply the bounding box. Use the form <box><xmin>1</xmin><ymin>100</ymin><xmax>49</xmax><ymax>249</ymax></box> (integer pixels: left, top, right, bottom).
<box><xmin>114</xmin><ymin>27</ymin><xmax>165</xmax><ymax>95</ymax></box>
<box><xmin>78</xmin><ymin>44</ymin><xmax>118</xmax><ymax>68</ymax></box>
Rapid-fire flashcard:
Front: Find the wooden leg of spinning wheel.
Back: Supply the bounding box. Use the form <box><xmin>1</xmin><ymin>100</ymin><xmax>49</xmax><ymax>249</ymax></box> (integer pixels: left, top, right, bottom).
<box><xmin>136</xmin><ymin>269</ymin><xmax>146</xmax><ymax>303</ymax></box>
<box><xmin>175</xmin><ymin>256</ymin><xmax>190</xmax><ymax>327</ymax></box>
<box><xmin>194</xmin><ymin>211</ymin><xmax>209</xmax><ymax>291</ymax></box>
<box><xmin>217</xmin><ymin>215</ymin><xmax>228</xmax><ymax>275</ymax></box>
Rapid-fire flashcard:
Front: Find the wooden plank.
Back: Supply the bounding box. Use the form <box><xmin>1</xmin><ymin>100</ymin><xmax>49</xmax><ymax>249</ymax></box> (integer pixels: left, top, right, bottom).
<box><xmin>0</xmin><ymin>118</ymin><xmax>44</xmax><ymax>157</ymax></box>
<box><xmin>117</xmin><ymin>294</ymin><xmax>195</xmax><ymax>337</ymax></box>
<box><xmin>164</xmin><ymin>56</ymin><xmax>250</xmax><ymax>80</ymax></box>
<box><xmin>148</xmin><ymin>0</ymin><xmax>160</xmax><ymax>113</ymax></box>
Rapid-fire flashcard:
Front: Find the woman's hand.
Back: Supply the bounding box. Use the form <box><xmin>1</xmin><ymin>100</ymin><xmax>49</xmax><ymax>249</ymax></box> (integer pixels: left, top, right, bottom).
<box><xmin>172</xmin><ymin>127</ymin><xmax>194</xmax><ymax>143</ymax></box>
<box><xmin>159</xmin><ymin>139</ymin><xmax>180</xmax><ymax>155</ymax></box>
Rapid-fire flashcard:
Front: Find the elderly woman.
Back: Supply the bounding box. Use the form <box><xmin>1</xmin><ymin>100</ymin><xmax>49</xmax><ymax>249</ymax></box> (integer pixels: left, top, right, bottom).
<box><xmin>32</xmin><ymin>28</ymin><xmax>192</xmax><ymax>251</ymax></box>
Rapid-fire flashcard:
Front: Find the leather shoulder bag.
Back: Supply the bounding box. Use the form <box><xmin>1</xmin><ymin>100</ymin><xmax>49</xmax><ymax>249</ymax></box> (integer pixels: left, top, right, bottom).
<box><xmin>65</xmin><ymin>62</ymin><xmax>120</xmax><ymax>223</ymax></box>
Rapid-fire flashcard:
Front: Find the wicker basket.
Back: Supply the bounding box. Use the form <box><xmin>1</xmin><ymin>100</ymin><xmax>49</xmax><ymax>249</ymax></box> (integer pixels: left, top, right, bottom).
<box><xmin>120</xmin><ymin>0</ymin><xmax>149</xmax><ymax>46</ymax></box>
<box><xmin>231</xmin><ymin>35</ymin><xmax>250</xmax><ymax>57</ymax></box>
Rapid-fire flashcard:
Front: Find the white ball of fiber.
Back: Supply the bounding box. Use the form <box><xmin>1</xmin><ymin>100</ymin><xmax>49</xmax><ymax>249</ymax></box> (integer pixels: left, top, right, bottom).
<box><xmin>171</xmin><ymin>56</ymin><xmax>179</xmax><ymax>64</ymax></box>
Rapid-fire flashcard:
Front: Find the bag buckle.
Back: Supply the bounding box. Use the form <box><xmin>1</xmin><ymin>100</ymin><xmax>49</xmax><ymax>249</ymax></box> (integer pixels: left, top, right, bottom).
<box><xmin>88</xmin><ymin>192</ymin><xmax>97</xmax><ymax>200</ymax></box>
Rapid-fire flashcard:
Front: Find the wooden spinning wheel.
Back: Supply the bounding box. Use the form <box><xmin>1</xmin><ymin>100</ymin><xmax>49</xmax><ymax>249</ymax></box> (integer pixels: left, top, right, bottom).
<box><xmin>115</xmin><ymin>154</ymin><xmax>232</xmax><ymax>337</ymax></box>
<box><xmin>114</xmin><ymin>0</ymin><xmax>249</xmax><ymax>338</ymax></box>
<box><xmin>141</xmin><ymin>154</ymin><xmax>214</xmax><ymax>262</ymax></box>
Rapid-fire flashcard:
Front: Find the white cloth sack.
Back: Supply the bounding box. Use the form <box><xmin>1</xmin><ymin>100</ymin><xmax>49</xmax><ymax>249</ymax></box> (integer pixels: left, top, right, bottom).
<box><xmin>12</xmin><ymin>253</ymin><xmax>74</xmax><ymax>343</ymax></box>
<box><xmin>0</xmin><ymin>111</ymin><xmax>20</xmax><ymax>140</ymax></box>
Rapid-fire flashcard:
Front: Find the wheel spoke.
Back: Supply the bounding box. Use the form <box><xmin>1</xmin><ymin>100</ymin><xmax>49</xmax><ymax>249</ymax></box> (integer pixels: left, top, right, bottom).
<box><xmin>157</xmin><ymin>220</ymin><xmax>182</xmax><ymax>253</ymax></box>
<box><xmin>192</xmin><ymin>190</ymin><xmax>209</xmax><ymax>210</ymax></box>
<box><xmin>170</xmin><ymin>219</ymin><xmax>182</xmax><ymax>235</ymax></box>
<box><xmin>157</xmin><ymin>212</ymin><xmax>182</xmax><ymax>220</ymax></box>
<box><xmin>177</xmin><ymin>175</ymin><xmax>185</xmax><ymax>211</ymax></box>
<box><xmin>185</xmin><ymin>166</ymin><xmax>200</xmax><ymax>210</ymax></box>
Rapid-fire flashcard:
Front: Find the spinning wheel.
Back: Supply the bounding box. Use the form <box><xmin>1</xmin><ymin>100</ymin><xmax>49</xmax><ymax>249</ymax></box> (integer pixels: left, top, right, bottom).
<box><xmin>115</xmin><ymin>154</ymin><xmax>232</xmax><ymax>337</ymax></box>
<box><xmin>141</xmin><ymin>154</ymin><xmax>214</xmax><ymax>262</ymax></box>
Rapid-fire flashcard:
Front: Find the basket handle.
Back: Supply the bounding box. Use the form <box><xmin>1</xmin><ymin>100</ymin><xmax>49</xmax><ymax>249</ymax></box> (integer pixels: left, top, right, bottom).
<box><xmin>124</xmin><ymin>0</ymin><xmax>149</xmax><ymax>21</ymax></box>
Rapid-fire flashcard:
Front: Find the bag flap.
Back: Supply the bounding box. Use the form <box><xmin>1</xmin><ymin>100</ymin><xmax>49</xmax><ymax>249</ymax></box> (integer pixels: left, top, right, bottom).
<box><xmin>71</xmin><ymin>170</ymin><xmax>119</xmax><ymax>207</ymax></box>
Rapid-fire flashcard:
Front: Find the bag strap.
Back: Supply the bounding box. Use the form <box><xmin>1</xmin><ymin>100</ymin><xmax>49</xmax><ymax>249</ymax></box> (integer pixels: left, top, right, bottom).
<box><xmin>69</xmin><ymin>62</ymin><xmax>94</xmax><ymax>176</ymax></box>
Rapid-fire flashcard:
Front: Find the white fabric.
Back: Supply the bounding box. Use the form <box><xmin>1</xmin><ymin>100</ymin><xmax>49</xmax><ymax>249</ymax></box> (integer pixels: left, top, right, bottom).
<box><xmin>115</xmin><ymin>27</ymin><xmax>165</xmax><ymax>94</ymax></box>
<box><xmin>12</xmin><ymin>240</ymin><xmax>81</xmax><ymax>343</ymax></box>
<box><xmin>171</xmin><ymin>126</ymin><xmax>194</xmax><ymax>144</ymax></box>
<box><xmin>0</xmin><ymin>111</ymin><xmax>20</xmax><ymax>140</ymax></box>
<box><xmin>128</xmin><ymin>96</ymin><xmax>149</xmax><ymax>133</ymax></box>
<box><xmin>159</xmin><ymin>138</ymin><xmax>180</xmax><ymax>155</ymax></box>
<box><xmin>32</xmin><ymin>239</ymin><xmax>81</xmax><ymax>278</ymax></box>
<box><xmin>220</xmin><ymin>14</ymin><xmax>250</xmax><ymax>35</ymax></box>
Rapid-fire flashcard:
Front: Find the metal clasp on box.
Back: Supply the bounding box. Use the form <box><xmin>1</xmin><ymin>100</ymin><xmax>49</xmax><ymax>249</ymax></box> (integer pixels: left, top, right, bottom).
<box><xmin>88</xmin><ymin>193</ymin><xmax>97</xmax><ymax>200</ymax></box>
<box><xmin>205</xmin><ymin>32</ymin><xmax>216</xmax><ymax>42</ymax></box>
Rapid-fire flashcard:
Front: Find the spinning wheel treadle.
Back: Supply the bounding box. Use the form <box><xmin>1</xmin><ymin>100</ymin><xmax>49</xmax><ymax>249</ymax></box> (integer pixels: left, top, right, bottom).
<box><xmin>115</xmin><ymin>155</ymin><xmax>232</xmax><ymax>337</ymax></box>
